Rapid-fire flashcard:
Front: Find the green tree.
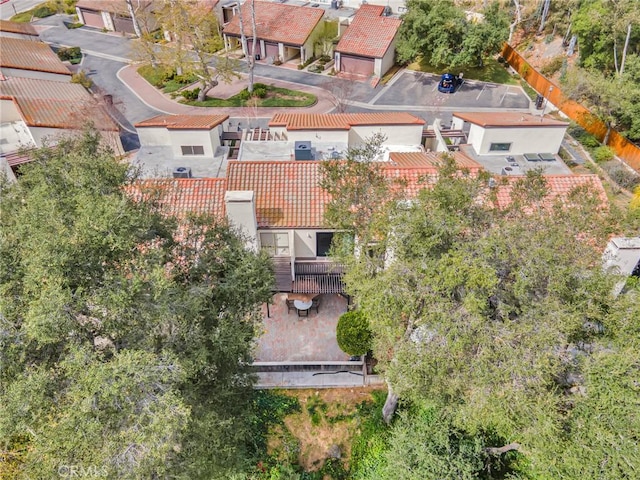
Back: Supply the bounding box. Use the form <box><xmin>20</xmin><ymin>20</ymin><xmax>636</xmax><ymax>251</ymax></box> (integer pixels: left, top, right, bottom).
<box><xmin>0</xmin><ymin>129</ymin><xmax>274</xmax><ymax>478</ymax></box>
<box><xmin>322</xmin><ymin>152</ymin><xmax>640</xmax><ymax>476</ymax></box>
<box><xmin>133</xmin><ymin>0</ymin><xmax>240</xmax><ymax>102</ymax></box>
<box><xmin>396</xmin><ymin>1</ymin><xmax>509</xmax><ymax>68</ymax></box>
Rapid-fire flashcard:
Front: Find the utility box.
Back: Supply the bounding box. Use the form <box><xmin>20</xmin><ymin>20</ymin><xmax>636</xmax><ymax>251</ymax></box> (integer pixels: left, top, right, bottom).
<box><xmin>294</xmin><ymin>141</ymin><xmax>314</xmax><ymax>160</ymax></box>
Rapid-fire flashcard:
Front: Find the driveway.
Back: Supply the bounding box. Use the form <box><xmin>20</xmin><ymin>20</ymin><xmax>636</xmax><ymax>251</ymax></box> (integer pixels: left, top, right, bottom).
<box><xmin>371</xmin><ymin>70</ymin><xmax>531</xmax><ymax>110</ymax></box>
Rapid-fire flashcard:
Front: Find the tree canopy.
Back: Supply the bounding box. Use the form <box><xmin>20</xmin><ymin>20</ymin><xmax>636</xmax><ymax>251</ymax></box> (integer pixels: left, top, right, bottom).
<box><xmin>0</xmin><ymin>130</ymin><xmax>274</xmax><ymax>478</ymax></box>
<box><xmin>396</xmin><ymin>0</ymin><xmax>509</xmax><ymax>68</ymax></box>
<box><xmin>321</xmin><ymin>146</ymin><xmax>640</xmax><ymax>478</ymax></box>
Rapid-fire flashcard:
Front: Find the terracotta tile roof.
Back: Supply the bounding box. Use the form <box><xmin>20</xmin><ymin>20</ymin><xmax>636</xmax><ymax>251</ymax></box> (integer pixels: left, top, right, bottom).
<box><xmin>0</xmin><ymin>37</ymin><xmax>71</xmax><ymax>75</ymax></box>
<box><xmin>135</xmin><ymin>114</ymin><xmax>229</xmax><ymax>130</ymax></box>
<box><xmin>336</xmin><ymin>7</ymin><xmax>401</xmax><ymax>58</ymax></box>
<box><xmin>130</xmin><ymin>178</ymin><xmax>227</xmax><ymax>219</ymax></box>
<box><xmin>453</xmin><ymin>112</ymin><xmax>569</xmax><ymax>128</ymax></box>
<box><xmin>0</xmin><ymin>77</ymin><xmax>118</xmax><ymax>131</ymax></box>
<box><xmin>0</xmin><ymin>20</ymin><xmax>38</xmax><ymax>36</ymax></box>
<box><xmin>1</xmin><ymin>149</ymin><xmax>36</xmax><ymax>167</ymax></box>
<box><xmin>388</xmin><ymin>151</ymin><xmax>483</xmax><ymax>171</ymax></box>
<box><xmin>226</xmin><ymin>161</ymin><xmax>329</xmax><ymax>228</ymax></box>
<box><xmin>223</xmin><ymin>1</ymin><xmax>324</xmax><ymax>46</ymax></box>
<box><xmin>269</xmin><ymin>113</ymin><xmax>425</xmax><ymax>131</ymax></box>
<box><xmin>491</xmin><ymin>174</ymin><xmax>607</xmax><ymax>209</ymax></box>
<box><xmin>76</xmin><ymin>0</ymin><xmax>152</xmax><ymax>14</ymax></box>
<box><xmin>357</xmin><ymin>4</ymin><xmax>386</xmax><ymax>16</ymax></box>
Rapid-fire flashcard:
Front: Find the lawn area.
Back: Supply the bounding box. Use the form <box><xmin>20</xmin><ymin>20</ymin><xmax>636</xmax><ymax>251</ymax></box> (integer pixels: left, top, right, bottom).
<box><xmin>407</xmin><ymin>56</ymin><xmax>518</xmax><ymax>85</ymax></box>
<box><xmin>251</xmin><ymin>387</ymin><xmax>387</xmax><ymax>479</ymax></box>
<box><xmin>183</xmin><ymin>85</ymin><xmax>317</xmax><ymax>108</ymax></box>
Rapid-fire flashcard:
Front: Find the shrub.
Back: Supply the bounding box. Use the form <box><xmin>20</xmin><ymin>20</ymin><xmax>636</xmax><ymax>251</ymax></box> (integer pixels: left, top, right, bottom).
<box><xmin>56</xmin><ymin>47</ymin><xmax>81</xmax><ymax>62</ymax></box>
<box><xmin>319</xmin><ymin>54</ymin><xmax>332</xmax><ymax>63</ymax></box>
<box><xmin>604</xmin><ymin>165</ymin><xmax>640</xmax><ymax>191</ymax></box>
<box><xmin>237</xmin><ymin>89</ymin><xmax>251</xmax><ymax>101</ymax></box>
<box><xmin>253</xmin><ymin>82</ymin><xmax>268</xmax><ymax>90</ymax></box>
<box><xmin>540</xmin><ymin>56</ymin><xmax>564</xmax><ymax>76</ymax></box>
<box><xmin>593</xmin><ymin>146</ymin><xmax>615</xmax><ymax>163</ymax></box>
<box><xmin>32</xmin><ymin>5</ymin><xmax>55</xmax><ymax>17</ymax></box>
<box><xmin>253</xmin><ymin>86</ymin><xmax>267</xmax><ymax>98</ymax></box>
<box><xmin>181</xmin><ymin>88</ymin><xmax>200</xmax><ymax>101</ymax></box>
<box><xmin>71</xmin><ymin>70</ymin><xmax>92</xmax><ymax>88</ymax></box>
<box><xmin>336</xmin><ymin>311</ymin><xmax>372</xmax><ymax>356</ymax></box>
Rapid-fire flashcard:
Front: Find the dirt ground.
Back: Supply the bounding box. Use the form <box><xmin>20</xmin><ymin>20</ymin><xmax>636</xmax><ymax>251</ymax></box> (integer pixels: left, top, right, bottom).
<box><xmin>267</xmin><ymin>387</ymin><xmax>384</xmax><ymax>472</ymax></box>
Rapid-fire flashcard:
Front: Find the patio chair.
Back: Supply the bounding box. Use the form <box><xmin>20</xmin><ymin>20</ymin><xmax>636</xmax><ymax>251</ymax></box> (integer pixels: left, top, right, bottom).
<box><xmin>310</xmin><ymin>295</ymin><xmax>321</xmax><ymax>314</ymax></box>
<box><xmin>285</xmin><ymin>299</ymin><xmax>296</xmax><ymax>314</ymax></box>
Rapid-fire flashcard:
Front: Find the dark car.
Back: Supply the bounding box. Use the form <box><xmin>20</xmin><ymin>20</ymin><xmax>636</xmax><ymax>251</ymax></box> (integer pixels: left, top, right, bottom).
<box><xmin>437</xmin><ymin>73</ymin><xmax>462</xmax><ymax>93</ymax></box>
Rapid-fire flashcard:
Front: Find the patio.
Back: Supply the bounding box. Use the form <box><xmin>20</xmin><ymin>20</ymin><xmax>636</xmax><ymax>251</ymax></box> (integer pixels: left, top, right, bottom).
<box><xmin>255</xmin><ymin>293</ymin><xmax>350</xmax><ymax>363</ymax></box>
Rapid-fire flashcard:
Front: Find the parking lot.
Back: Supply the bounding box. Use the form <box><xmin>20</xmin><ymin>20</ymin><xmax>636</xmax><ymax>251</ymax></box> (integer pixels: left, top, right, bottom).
<box><xmin>372</xmin><ymin>71</ymin><xmax>531</xmax><ymax>110</ymax></box>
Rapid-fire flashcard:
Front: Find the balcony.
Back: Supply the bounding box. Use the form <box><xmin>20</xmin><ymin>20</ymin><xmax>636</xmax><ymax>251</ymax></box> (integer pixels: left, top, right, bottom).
<box><xmin>272</xmin><ymin>258</ymin><xmax>346</xmax><ymax>294</ymax></box>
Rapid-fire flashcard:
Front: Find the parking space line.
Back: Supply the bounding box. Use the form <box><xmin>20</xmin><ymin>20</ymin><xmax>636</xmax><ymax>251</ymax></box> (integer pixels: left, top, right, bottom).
<box><xmin>476</xmin><ymin>84</ymin><xmax>486</xmax><ymax>101</ymax></box>
<box><xmin>499</xmin><ymin>86</ymin><xmax>510</xmax><ymax>104</ymax></box>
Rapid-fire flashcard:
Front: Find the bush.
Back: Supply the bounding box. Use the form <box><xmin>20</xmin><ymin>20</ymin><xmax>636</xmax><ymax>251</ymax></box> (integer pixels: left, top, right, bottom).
<box><xmin>71</xmin><ymin>70</ymin><xmax>92</xmax><ymax>88</ymax></box>
<box><xmin>540</xmin><ymin>56</ymin><xmax>564</xmax><ymax>76</ymax></box>
<box><xmin>56</xmin><ymin>47</ymin><xmax>81</xmax><ymax>62</ymax></box>
<box><xmin>253</xmin><ymin>86</ymin><xmax>267</xmax><ymax>98</ymax></box>
<box><xmin>32</xmin><ymin>5</ymin><xmax>55</xmax><ymax>17</ymax></box>
<box><xmin>319</xmin><ymin>54</ymin><xmax>332</xmax><ymax>63</ymax></box>
<box><xmin>181</xmin><ymin>88</ymin><xmax>200</xmax><ymax>101</ymax></box>
<box><xmin>593</xmin><ymin>146</ymin><xmax>615</xmax><ymax>163</ymax></box>
<box><xmin>237</xmin><ymin>89</ymin><xmax>251</xmax><ymax>101</ymax></box>
<box><xmin>604</xmin><ymin>165</ymin><xmax>640</xmax><ymax>191</ymax></box>
<box><xmin>336</xmin><ymin>311</ymin><xmax>372</xmax><ymax>356</ymax></box>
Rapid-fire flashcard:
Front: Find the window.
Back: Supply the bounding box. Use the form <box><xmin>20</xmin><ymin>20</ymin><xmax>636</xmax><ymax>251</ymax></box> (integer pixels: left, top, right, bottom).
<box><xmin>181</xmin><ymin>145</ymin><xmax>205</xmax><ymax>155</ymax></box>
<box><xmin>260</xmin><ymin>232</ymin><xmax>290</xmax><ymax>256</ymax></box>
<box><xmin>489</xmin><ymin>143</ymin><xmax>511</xmax><ymax>152</ymax></box>
<box><xmin>316</xmin><ymin>232</ymin><xmax>334</xmax><ymax>257</ymax></box>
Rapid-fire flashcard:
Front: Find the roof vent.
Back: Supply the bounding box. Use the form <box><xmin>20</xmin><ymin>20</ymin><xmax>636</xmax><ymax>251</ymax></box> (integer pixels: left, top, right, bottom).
<box><xmin>173</xmin><ymin>167</ymin><xmax>192</xmax><ymax>178</ymax></box>
<box><xmin>382</xmin><ymin>5</ymin><xmax>392</xmax><ymax>16</ymax></box>
<box><xmin>294</xmin><ymin>141</ymin><xmax>314</xmax><ymax>161</ymax></box>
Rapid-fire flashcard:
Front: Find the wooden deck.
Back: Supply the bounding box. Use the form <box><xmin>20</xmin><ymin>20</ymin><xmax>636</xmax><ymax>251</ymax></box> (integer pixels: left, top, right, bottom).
<box><xmin>272</xmin><ymin>258</ymin><xmax>346</xmax><ymax>294</ymax></box>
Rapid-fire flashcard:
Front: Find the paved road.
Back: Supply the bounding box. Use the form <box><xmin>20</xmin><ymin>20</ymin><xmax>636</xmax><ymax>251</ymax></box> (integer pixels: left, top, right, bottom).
<box><xmin>29</xmin><ymin>14</ymin><xmax>534</xmax><ymax>152</ymax></box>
<box><xmin>0</xmin><ymin>0</ymin><xmax>42</xmax><ymax>20</ymax></box>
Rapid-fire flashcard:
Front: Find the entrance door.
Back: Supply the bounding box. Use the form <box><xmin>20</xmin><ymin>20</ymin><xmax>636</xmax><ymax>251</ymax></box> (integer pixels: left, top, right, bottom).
<box><xmin>316</xmin><ymin>232</ymin><xmax>334</xmax><ymax>257</ymax></box>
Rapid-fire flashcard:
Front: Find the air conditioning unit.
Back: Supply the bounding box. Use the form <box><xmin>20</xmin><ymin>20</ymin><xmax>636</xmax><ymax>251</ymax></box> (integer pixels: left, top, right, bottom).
<box><xmin>294</xmin><ymin>141</ymin><xmax>314</xmax><ymax>160</ymax></box>
<box><xmin>173</xmin><ymin>167</ymin><xmax>192</xmax><ymax>178</ymax></box>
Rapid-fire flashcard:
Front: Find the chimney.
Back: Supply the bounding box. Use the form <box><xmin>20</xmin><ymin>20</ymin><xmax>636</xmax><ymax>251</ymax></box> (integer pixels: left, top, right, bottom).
<box><xmin>225</xmin><ymin>191</ymin><xmax>259</xmax><ymax>251</ymax></box>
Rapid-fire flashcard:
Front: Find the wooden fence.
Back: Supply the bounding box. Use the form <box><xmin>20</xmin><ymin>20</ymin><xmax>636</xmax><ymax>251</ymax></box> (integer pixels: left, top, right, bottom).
<box><xmin>501</xmin><ymin>44</ymin><xmax>640</xmax><ymax>172</ymax></box>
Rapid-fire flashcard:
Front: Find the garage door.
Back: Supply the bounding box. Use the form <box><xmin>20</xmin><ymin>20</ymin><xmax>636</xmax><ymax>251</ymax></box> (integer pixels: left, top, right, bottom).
<box><xmin>80</xmin><ymin>9</ymin><xmax>105</xmax><ymax>29</ymax></box>
<box><xmin>340</xmin><ymin>54</ymin><xmax>374</xmax><ymax>76</ymax></box>
<box><xmin>113</xmin><ymin>15</ymin><xmax>135</xmax><ymax>34</ymax></box>
<box><xmin>265</xmin><ymin>42</ymin><xmax>279</xmax><ymax>61</ymax></box>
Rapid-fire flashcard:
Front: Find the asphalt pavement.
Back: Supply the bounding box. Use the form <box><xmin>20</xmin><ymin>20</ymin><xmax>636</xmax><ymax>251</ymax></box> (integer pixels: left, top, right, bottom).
<box><xmin>27</xmin><ymin>13</ymin><xmax>534</xmax><ymax>152</ymax></box>
<box><xmin>0</xmin><ymin>0</ymin><xmax>42</xmax><ymax>20</ymax></box>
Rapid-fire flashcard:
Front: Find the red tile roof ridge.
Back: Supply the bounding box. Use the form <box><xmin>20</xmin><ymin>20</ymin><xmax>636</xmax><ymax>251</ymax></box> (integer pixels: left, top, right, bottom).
<box><xmin>0</xmin><ymin>19</ymin><xmax>38</xmax><ymax>36</ymax></box>
<box><xmin>269</xmin><ymin>112</ymin><xmax>425</xmax><ymax>130</ymax></box>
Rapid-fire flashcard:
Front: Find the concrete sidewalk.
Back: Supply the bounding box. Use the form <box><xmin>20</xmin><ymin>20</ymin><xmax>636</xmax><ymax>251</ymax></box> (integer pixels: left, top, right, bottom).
<box><xmin>117</xmin><ymin>64</ymin><xmax>338</xmax><ymax>119</ymax></box>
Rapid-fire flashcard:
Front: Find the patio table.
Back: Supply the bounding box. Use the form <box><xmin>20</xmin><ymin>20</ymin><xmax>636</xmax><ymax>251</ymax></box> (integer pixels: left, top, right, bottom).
<box><xmin>293</xmin><ymin>299</ymin><xmax>313</xmax><ymax>317</ymax></box>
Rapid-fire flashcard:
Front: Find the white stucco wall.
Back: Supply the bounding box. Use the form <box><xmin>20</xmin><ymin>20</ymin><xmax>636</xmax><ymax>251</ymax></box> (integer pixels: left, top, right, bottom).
<box><xmin>169</xmin><ymin>130</ymin><xmax>217</xmax><ymax>157</ymax></box>
<box><xmin>29</xmin><ymin>127</ymin><xmax>74</xmax><ymax>146</ymax></box>
<box><xmin>137</xmin><ymin>127</ymin><xmax>168</xmax><ymax>146</ymax></box>
<box><xmin>0</xmin><ymin>100</ymin><xmax>22</xmax><ymax>122</ymax></box>
<box><xmin>258</xmin><ymin>229</ymin><xmax>335</xmax><ymax>258</ymax></box>
<box><xmin>284</xmin><ymin>129</ymin><xmax>349</xmax><ymax>144</ymax></box>
<box><xmin>376</xmin><ymin>37</ymin><xmax>397</xmax><ymax>78</ymax></box>
<box><xmin>472</xmin><ymin>125</ymin><xmax>567</xmax><ymax>155</ymax></box>
<box><xmin>349</xmin><ymin>124</ymin><xmax>423</xmax><ymax>146</ymax></box>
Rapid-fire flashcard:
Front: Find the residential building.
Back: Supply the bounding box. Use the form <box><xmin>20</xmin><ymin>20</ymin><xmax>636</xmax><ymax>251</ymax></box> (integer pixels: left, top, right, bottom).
<box><xmin>0</xmin><ymin>19</ymin><xmax>39</xmax><ymax>40</ymax></box>
<box><xmin>222</xmin><ymin>1</ymin><xmax>325</xmax><ymax>64</ymax></box>
<box><xmin>334</xmin><ymin>4</ymin><xmax>401</xmax><ymax>78</ymax></box>
<box><xmin>76</xmin><ymin>0</ymin><xmax>157</xmax><ymax>35</ymax></box>
<box><xmin>0</xmin><ymin>36</ymin><xmax>71</xmax><ymax>82</ymax></box>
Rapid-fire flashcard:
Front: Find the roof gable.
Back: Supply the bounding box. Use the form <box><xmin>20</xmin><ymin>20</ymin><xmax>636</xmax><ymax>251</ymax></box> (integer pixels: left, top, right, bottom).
<box><xmin>389</xmin><ymin>151</ymin><xmax>483</xmax><ymax>171</ymax></box>
<box><xmin>336</xmin><ymin>7</ymin><xmax>401</xmax><ymax>58</ymax></box>
<box><xmin>223</xmin><ymin>1</ymin><xmax>324</xmax><ymax>46</ymax></box>
<box><xmin>0</xmin><ymin>37</ymin><xmax>71</xmax><ymax>75</ymax></box>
